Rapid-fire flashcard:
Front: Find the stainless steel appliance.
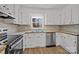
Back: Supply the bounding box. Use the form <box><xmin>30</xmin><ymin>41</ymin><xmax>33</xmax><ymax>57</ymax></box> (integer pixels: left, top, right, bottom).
<box><xmin>46</xmin><ymin>32</ymin><xmax>56</xmax><ymax>47</ymax></box>
<box><xmin>5</xmin><ymin>35</ymin><xmax>23</xmax><ymax>54</ymax></box>
<box><xmin>0</xmin><ymin>28</ymin><xmax>8</xmax><ymax>45</ymax></box>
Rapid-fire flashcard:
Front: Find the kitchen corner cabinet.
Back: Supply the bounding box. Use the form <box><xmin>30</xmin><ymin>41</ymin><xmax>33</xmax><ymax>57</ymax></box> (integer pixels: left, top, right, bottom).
<box><xmin>61</xmin><ymin>5</ymin><xmax>79</xmax><ymax>25</ymax></box>
<box><xmin>62</xmin><ymin>6</ymin><xmax>72</xmax><ymax>25</ymax></box>
<box><xmin>23</xmin><ymin>33</ymin><xmax>46</xmax><ymax>48</ymax></box>
<box><xmin>56</xmin><ymin>33</ymin><xmax>79</xmax><ymax>54</ymax></box>
<box><xmin>71</xmin><ymin>5</ymin><xmax>79</xmax><ymax>24</ymax></box>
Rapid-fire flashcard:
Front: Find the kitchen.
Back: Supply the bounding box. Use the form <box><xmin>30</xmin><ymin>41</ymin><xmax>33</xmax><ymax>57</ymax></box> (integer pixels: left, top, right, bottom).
<box><xmin>0</xmin><ymin>4</ymin><xmax>79</xmax><ymax>54</ymax></box>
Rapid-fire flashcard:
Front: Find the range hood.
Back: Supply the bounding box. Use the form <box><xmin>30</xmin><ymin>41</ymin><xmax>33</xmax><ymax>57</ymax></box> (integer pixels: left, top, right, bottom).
<box><xmin>0</xmin><ymin>12</ymin><xmax>15</xmax><ymax>19</ymax></box>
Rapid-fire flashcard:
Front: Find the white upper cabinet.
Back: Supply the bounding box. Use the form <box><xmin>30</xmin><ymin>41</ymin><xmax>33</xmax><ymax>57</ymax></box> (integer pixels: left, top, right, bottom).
<box><xmin>13</xmin><ymin>5</ymin><xmax>22</xmax><ymax>24</ymax></box>
<box><xmin>64</xmin><ymin>6</ymin><xmax>72</xmax><ymax>24</ymax></box>
<box><xmin>61</xmin><ymin>6</ymin><xmax>72</xmax><ymax>25</ymax></box>
<box><xmin>13</xmin><ymin>5</ymin><xmax>19</xmax><ymax>24</ymax></box>
<box><xmin>71</xmin><ymin>5</ymin><xmax>79</xmax><ymax>24</ymax></box>
<box><xmin>61</xmin><ymin>7</ymin><xmax>66</xmax><ymax>25</ymax></box>
<box><xmin>61</xmin><ymin>5</ymin><xmax>79</xmax><ymax>25</ymax></box>
<box><xmin>21</xmin><ymin>7</ymin><xmax>31</xmax><ymax>25</ymax></box>
<box><xmin>45</xmin><ymin>11</ymin><xmax>61</xmax><ymax>25</ymax></box>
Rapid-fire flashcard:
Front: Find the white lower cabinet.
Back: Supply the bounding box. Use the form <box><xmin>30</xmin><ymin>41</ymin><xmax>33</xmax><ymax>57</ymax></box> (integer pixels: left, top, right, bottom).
<box><xmin>23</xmin><ymin>34</ymin><xmax>26</xmax><ymax>50</ymax></box>
<box><xmin>56</xmin><ymin>33</ymin><xmax>77</xmax><ymax>54</ymax></box>
<box><xmin>56</xmin><ymin>33</ymin><xmax>62</xmax><ymax>46</ymax></box>
<box><xmin>23</xmin><ymin>33</ymin><xmax>46</xmax><ymax>48</ymax></box>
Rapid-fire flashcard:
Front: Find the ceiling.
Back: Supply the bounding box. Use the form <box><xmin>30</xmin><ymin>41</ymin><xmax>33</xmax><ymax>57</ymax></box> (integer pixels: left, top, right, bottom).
<box><xmin>22</xmin><ymin>4</ymin><xmax>68</xmax><ymax>9</ymax></box>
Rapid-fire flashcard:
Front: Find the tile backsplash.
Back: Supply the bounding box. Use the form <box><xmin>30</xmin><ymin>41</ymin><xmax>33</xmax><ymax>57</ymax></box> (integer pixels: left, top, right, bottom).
<box><xmin>60</xmin><ymin>25</ymin><xmax>79</xmax><ymax>33</ymax></box>
<box><xmin>17</xmin><ymin>25</ymin><xmax>60</xmax><ymax>32</ymax></box>
<box><xmin>0</xmin><ymin>22</ymin><xmax>18</xmax><ymax>33</ymax></box>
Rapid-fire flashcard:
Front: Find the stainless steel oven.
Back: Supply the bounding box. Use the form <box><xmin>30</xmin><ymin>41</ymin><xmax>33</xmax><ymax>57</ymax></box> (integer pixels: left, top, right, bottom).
<box><xmin>0</xmin><ymin>28</ymin><xmax>8</xmax><ymax>45</ymax></box>
<box><xmin>5</xmin><ymin>35</ymin><xmax>23</xmax><ymax>54</ymax></box>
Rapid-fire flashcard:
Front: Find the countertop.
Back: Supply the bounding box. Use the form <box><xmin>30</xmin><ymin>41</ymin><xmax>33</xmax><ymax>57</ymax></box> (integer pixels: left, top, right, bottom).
<box><xmin>21</xmin><ymin>31</ymin><xmax>79</xmax><ymax>36</ymax></box>
<box><xmin>7</xmin><ymin>31</ymin><xmax>56</xmax><ymax>35</ymax></box>
<box><xmin>59</xmin><ymin>31</ymin><xmax>79</xmax><ymax>36</ymax></box>
<box><xmin>8</xmin><ymin>30</ymin><xmax>79</xmax><ymax>36</ymax></box>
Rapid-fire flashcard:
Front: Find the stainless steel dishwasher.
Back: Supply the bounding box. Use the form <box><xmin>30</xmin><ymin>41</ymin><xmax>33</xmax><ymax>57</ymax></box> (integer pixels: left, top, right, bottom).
<box><xmin>46</xmin><ymin>32</ymin><xmax>56</xmax><ymax>47</ymax></box>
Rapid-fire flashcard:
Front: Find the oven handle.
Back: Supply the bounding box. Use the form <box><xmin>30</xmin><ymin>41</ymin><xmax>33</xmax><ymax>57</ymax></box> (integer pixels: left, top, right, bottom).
<box><xmin>9</xmin><ymin>35</ymin><xmax>22</xmax><ymax>46</ymax></box>
<box><xmin>10</xmin><ymin>38</ymin><xmax>23</xmax><ymax>49</ymax></box>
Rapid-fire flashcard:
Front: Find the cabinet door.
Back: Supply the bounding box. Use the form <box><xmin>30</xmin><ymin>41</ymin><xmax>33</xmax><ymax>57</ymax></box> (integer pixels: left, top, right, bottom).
<box><xmin>25</xmin><ymin>33</ymin><xmax>46</xmax><ymax>48</ymax></box>
<box><xmin>60</xmin><ymin>33</ymin><xmax>65</xmax><ymax>47</ymax></box>
<box><xmin>64</xmin><ymin>6</ymin><xmax>72</xmax><ymax>24</ymax></box>
<box><xmin>62</xmin><ymin>33</ymin><xmax>77</xmax><ymax>54</ymax></box>
<box><xmin>37</xmin><ymin>33</ymin><xmax>46</xmax><ymax>47</ymax></box>
<box><xmin>13</xmin><ymin>5</ymin><xmax>22</xmax><ymax>24</ymax></box>
<box><xmin>56</xmin><ymin>33</ymin><xmax>77</xmax><ymax>54</ymax></box>
<box><xmin>21</xmin><ymin>7</ymin><xmax>30</xmax><ymax>25</ymax></box>
<box><xmin>67</xmin><ymin>35</ymin><xmax>77</xmax><ymax>54</ymax></box>
<box><xmin>13</xmin><ymin>5</ymin><xmax>19</xmax><ymax>24</ymax></box>
<box><xmin>61</xmin><ymin>8</ymin><xmax>66</xmax><ymax>25</ymax></box>
<box><xmin>71</xmin><ymin>5</ymin><xmax>79</xmax><ymax>24</ymax></box>
<box><xmin>45</xmin><ymin>13</ymin><xmax>53</xmax><ymax>25</ymax></box>
<box><xmin>23</xmin><ymin>34</ymin><xmax>26</xmax><ymax>49</ymax></box>
<box><xmin>25</xmin><ymin>34</ymin><xmax>32</xmax><ymax>48</ymax></box>
<box><xmin>45</xmin><ymin>11</ymin><xmax>60</xmax><ymax>25</ymax></box>
<box><xmin>56</xmin><ymin>33</ymin><xmax>62</xmax><ymax>46</ymax></box>
<box><xmin>61</xmin><ymin>5</ymin><xmax>72</xmax><ymax>25</ymax></box>
<box><xmin>18</xmin><ymin>6</ymin><xmax>22</xmax><ymax>24</ymax></box>
<box><xmin>30</xmin><ymin>33</ymin><xmax>46</xmax><ymax>47</ymax></box>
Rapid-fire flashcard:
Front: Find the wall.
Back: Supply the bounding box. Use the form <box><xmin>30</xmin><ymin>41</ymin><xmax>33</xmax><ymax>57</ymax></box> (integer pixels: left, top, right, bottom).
<box><xmin>0</xmin><ymin>18</ymin><xmax>18</xmax><ymax>33</ymax></box>
<box><xmin>60</xmin><ymin>25</ymin><xmax>79</xmax><ymax>33</ymax></box>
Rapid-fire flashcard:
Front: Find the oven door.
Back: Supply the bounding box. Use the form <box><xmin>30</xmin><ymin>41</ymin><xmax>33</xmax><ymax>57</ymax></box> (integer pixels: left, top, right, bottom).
<box><xmin>0</xmin><ymin>33</ymin><xmax>7</xmax><ymax>45</ymax></box>
<box><xmin>5</xmin><ymin>35</ymin><xmax>23</xmax><ymax>54</ymax></box>
<box><xmin>10</xmin><ymin>39</ymin><xmax>23</xmax><ymax>54</ymax></box>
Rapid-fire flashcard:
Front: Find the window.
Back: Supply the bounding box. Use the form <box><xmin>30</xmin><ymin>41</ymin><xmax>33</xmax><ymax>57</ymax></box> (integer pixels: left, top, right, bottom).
<box><xmin>31</xmin><ymin>16</ymin><xmax>44</xmax><ymax>29</ymax></box>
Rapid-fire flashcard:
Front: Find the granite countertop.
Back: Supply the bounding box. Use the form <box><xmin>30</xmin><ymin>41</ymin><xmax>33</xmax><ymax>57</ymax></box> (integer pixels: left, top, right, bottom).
<box><xmin>17</xmin><ymin>31</ymin><xmax>57</xmax><ymax>34</ymax></box>
<box><xmin>10</xmin><ymin>30</ymin><xmax>79</xmax><ymax>36</ymax></box>
<box><xmin>21</xmin><ymin>31</ymin><xmax>79</xmax><ymax>36</ymax></box>
<box><xmin>8</xmin><ymin>31</ymin><xmax>57</xmax><ymax>35</ymax></box>
<box><xmin>0</xmin><ymin>45</ymin><xmax>6</xmax><ymax>53</ymax></box>
<box><xmin>59</xmin><ymin>31</ymin><xmax>79</xmax><ymax>36</ymax></box>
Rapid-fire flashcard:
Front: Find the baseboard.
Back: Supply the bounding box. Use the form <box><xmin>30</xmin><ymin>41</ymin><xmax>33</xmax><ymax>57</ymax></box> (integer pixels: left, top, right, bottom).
<box><xmin>46</xmin><ymin>45</ymin><xmax>56</xmax><ymax>47</ymax></box>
